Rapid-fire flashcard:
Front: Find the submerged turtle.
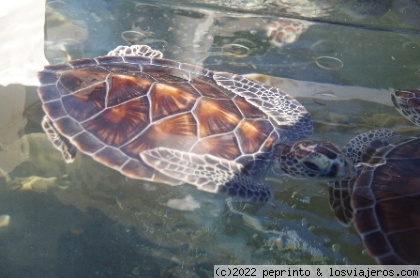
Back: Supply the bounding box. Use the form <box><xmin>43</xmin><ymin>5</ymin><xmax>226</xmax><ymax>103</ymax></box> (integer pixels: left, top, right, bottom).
<box><xmin>328</xmin><ymin>89</ymin><xmax>420</xmax><ymax>264</ymax></box>
<box><xmin>266</xmin><ymin>19</ymin><xmax>313</xmax><ymax>48</ymax></box>
<box><xmin>38</xmin><ymin>45</ymin><xmax>350</xmax><ymax>202</ymax></box>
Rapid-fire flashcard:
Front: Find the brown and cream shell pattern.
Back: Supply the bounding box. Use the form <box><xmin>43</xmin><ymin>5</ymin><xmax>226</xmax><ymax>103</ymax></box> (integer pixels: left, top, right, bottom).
<box><xmin>38</xmin><ymin>45</ymin><xmax>319</xmax><ymax>202</ymax></box>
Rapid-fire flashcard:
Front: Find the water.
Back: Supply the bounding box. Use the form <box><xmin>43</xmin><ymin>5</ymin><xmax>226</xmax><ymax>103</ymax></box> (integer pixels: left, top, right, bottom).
<box><xmin>0</xmin><ymin>0</ymin><xmax>419</xmax><ymax>276</ymax></box>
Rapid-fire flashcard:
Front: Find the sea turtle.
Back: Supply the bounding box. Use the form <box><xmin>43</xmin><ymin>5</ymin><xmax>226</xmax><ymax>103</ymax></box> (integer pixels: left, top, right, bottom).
<box><xmin>37</xmin><ymin>45</ymin><xmax>350</xmax><ymax>202</ymax></box>
<box><xmin>266</xmin><ymin>19</ymin><xmax>313</xmax><ymax>48</ymax></box>
<box><xmin>328</xmin><ymin>89</ymin><xmax>420</xmax><ymax>264</ymax></box>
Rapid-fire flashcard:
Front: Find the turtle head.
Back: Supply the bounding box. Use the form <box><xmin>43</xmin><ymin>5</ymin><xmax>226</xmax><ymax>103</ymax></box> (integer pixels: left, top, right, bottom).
<box><xmin>391</xmin><ymin>89</ymin><xmax>420</xmax><ymax>127</ymax></box>
<box><xmin>275</xmin><ymin>140</ymin><xmax>352</xmax><ymax>180</ymax></box>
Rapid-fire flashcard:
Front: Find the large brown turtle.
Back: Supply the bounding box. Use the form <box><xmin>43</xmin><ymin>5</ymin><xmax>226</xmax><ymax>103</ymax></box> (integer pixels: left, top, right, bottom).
<box><xmin>327</xmin><ymin>89</ymin><xmax>420</xmax><ymax>264</ymax></box>
<box><xmin>38</xmin><ymin>45</ymin><xmax>350</xmax><ymax>202</ymax></box>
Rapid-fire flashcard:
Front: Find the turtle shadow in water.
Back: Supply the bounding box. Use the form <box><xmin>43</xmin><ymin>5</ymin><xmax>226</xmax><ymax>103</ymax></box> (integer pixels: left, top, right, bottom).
<box><xmin>55</xmin><ymin>208</ymin><xmax>173</xmax><ymax>278</ymax></box>
<box><xmin>0</xmin><ymin>186</ymin><xmax>215</xmax><ymax>277</ymax></box>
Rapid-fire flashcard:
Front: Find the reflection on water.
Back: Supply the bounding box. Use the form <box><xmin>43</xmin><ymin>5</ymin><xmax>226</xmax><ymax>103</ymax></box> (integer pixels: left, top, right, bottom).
<box><xmin>0</xmin><ymin>0</ymin><xmax>419</xmax><ymax>276</ymax></box>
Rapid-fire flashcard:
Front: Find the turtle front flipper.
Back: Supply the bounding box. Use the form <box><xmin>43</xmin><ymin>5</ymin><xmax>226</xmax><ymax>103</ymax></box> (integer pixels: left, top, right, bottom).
<box><xmin>42</xmin><ymin>116</ymin><xmax>77</xmax><ymax>163</ymax></box>
<box><xmin>140</xmin><ymin>147</ymin><xmax>272</xmax><ymax>202</ymax></box>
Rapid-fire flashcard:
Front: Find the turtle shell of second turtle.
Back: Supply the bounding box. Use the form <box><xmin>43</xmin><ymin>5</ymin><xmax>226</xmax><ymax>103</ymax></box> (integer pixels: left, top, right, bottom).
<box><xmin>352</xmin><ymin>137</ymin><xmax>420</xmax><ymax>264</ymax></box>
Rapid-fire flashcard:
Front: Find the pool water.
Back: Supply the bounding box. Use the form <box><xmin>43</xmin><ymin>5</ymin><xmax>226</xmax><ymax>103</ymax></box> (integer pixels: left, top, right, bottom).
<box><xmin>0</xmin><ymin>0</ymin><xmax>419</xmax><ymax>276</ymax></box>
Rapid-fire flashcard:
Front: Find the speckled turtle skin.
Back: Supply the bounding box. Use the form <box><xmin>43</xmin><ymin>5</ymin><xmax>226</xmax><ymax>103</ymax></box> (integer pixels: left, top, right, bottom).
<box><xmin>39</xmin><ymin>45</ymin><xmax>342</xmax><ymax>202</ymax></box>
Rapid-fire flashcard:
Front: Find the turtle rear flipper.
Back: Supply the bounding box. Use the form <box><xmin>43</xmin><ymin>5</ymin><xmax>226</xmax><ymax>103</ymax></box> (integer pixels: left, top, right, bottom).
<box><xmin>213</xmin><ymin>72</ymin><xmax>313</xmax><ymax>143</ymax></box>
<box><xmin>140</xmin><ymin>147</ymin><xmax>272</xmax><ymax>202</ymax></box>
<box><xmin>106</xmin><ymin>45</ymin><xmax>163</xmax><ymax>58</ymax></box>
<box><xmin>42</xmin><ymin>116</ymin><xmax>77</xmax><ymax>163</ymax></box>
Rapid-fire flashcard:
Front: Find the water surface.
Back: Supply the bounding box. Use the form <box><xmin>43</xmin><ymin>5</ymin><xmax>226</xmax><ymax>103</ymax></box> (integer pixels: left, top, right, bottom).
<box><xmin>0</xmin><ymin>0</ymin><xmax>419</xmax><ymax>276</ymax></box>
